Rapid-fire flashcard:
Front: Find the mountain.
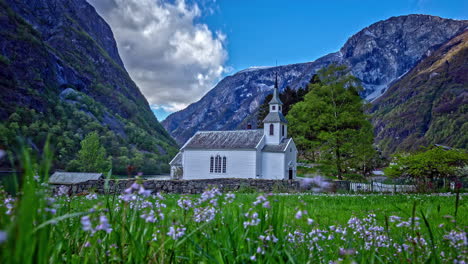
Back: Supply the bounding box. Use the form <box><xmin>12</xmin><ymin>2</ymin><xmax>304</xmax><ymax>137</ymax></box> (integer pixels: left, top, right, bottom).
<box><xmin>371</xmin><ymin>30</ymin><xmax>468</xmax><ymax>155</ymax></box>
<box><xmin>163</xmin><ymin>15</ymin><xmax>468</xmax><ymax>145</ymax></box>
<box><xmin>0</xmin><ymin>0</ymin><xmax>178</xmax><ymax>173</ymax></box>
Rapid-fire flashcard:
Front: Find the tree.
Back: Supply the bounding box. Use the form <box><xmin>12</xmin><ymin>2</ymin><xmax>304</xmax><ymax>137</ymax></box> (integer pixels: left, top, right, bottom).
<box><xmin>287</xmin><ymin>65</ymin><xmax>377</xmax><ymax>179</ymax></box>
<box><xmin>74</xmin><ymin>132</ymin><xmax>110</xmax><ymax>173</ymax></box>
<box><xmin>385</xmin><ymin>147</ymin><xmax>468</xmax><ymax>188</ymax></box>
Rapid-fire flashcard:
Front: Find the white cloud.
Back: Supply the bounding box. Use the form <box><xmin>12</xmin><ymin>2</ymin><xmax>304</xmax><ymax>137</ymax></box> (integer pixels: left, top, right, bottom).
<box><xmin>88</xmin><ymin>0</ymin><xmax>228</xmax><ymax>112</ymax></box>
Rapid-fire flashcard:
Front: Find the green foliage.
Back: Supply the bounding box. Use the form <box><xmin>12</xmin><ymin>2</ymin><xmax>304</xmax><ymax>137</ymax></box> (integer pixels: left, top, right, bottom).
<box><xmin>0</xmin><ymin>92</ymin><xmax>176</xmax><ymax>174</ymax></box>
<box><xmin>385</xmin><ymin>147</ymin><xmax>468</xmax><ymax>181</ymax></box>
<box><xmin>0</xmin><ymin>161</ymin><xmax>466</xmax><ymax>264</ymax></box>
<box><xmin>0</xmin><ymin>54</ymin><xmax>10</xmax><ymax>65</ymax></box>
<box><xmin>287</xmin><ymin>65</ymin><xmax>378</xmax><ymax>179</ymax></box>
<box><xmin>72</xmin><ymin>132</ymin><xmax>110</xmax><ymax>174</ymax></box>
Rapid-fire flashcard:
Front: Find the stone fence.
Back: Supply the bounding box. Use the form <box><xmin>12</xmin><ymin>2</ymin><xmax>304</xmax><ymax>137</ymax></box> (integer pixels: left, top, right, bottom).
<box><xmin>51</xmin><ymin>178</ymin><xmax>419</xmax><ymax>195</ymax></box>
<box><xmin>51</xmin><ymin>178</ymin><xmax>307</xmax><ymax>195</ymax></box>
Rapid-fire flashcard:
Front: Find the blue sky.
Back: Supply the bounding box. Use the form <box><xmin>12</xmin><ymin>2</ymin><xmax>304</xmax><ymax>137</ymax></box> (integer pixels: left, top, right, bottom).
<box><xmin>90</xmin><ymin>0</ymin><xmax>466</xmax><ymax>121</ymax></box>
<box><xmin>201</xmin><ymin>0</ymin><xmax>467</xmax><ymax>71</ymax></box>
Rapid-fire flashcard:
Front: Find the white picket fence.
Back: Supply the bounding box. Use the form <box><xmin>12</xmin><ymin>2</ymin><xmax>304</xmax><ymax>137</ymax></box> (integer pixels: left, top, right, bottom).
<box><xmin>350</xmin><ymin>182</ymin><xmax>416</xmax><ymax>193</ymax></box>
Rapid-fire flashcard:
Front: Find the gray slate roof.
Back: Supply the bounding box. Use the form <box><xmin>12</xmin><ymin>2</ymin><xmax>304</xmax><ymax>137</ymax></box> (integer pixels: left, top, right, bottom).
<box><xmin>183</xmin><ymin>130</ymin><xmax>264</xmax><ymax>150</ymax></box>
<box><xmin>262</xmin><ymin>138</ymin><xmax>291</xmax><ymax>152</ymax></box>
<box><xmin>263</xmin><ymin>112</ymin><xmax>288</xmax><ymax>123</ymax></box>
<box><xmin>169</xmin><ymin>152</ymin><xmax>182</xmax><ymax>166</ymax></box>
<box><xmin>49</xmin><ymin>172</ymin><xmax>103</xmax><ymax>184</ymax></box>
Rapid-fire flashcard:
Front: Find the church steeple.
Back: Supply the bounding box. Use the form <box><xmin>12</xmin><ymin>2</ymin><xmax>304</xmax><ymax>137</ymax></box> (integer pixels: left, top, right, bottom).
<box><xmin>262</xmin><ymin>72</ymin><xmax>288</xmax><ymax>145</ymax></box>
<box><xmin>269</xmin><ymin>72</ymin><xmax>283</xmax><ymax>105</ymax></box>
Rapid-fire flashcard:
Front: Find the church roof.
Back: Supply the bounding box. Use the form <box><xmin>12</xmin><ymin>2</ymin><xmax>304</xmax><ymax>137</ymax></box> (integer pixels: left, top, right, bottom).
<box><xmin>49</xmin><ymin>172</ymin><xmax>103</xmax><ymax>185</ymax></box>
<box><xmin>183</xmin><ymin>130</ymin><xmax>264</xmax><ymax>150</ymax></box>
<box><xmin>262</xmin><ymin>138</ymin><xmax>291</xmax><ymax>152</ymax></box>
<box><xmin>263</xmin><ymin>111</ymin><xmax>288</xmax><ymax>123</ymax></box>
<box><xmin>169</xmin><ymin>152</ymin><xmax>182</xmax><ymax>166</ymax></box>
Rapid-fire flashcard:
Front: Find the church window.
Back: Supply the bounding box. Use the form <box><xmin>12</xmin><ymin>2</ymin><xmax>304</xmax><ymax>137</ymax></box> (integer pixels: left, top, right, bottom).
<box><xmin>272</xmin><ymin>105</ymin><xmax>276</xmax><ymax>111</ymax></box>
<box><xmin>269</xmin><ymin>124</ymin><xmax>274</xmax><ymax>135</ymax></box>
<box><xmin>216</xmin><ymin>155</ymin><xmax>221</xmax><ymax>173</ymax></box>
<box><xmin>282</xmin><ymin>125</ymin><xmax>285</xmax><ymax>137</ymax></box>
<box><xmin>210</xmin><ymin>156</ymin><xmax>214</xmax><ymax>173</ymax></box>
<box><xmin>211</xmin><ymin>155</ymin><xmax>226</xmax><ymax>173</ymax></box>
<box><xmin>222</xmin><ymin>157</ymin><xmax>227</xmax><ymax>173</ymax></box>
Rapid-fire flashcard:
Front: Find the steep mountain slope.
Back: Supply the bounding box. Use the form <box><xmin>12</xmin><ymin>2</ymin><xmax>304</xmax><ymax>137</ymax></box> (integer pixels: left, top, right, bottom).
<box><xmin>371</xmin><ymin>30</ymin><xmax>468</xmax><ymax>155</ymax></box>
<box><xmin>0</xmin><ymin>0</ymin><xmax>177</xmax><ymax>173</ymax></box>
<box><xmin>163</xmin><ymin>15</ymin><xmax>468</xmax><ymax>144</ymax></box>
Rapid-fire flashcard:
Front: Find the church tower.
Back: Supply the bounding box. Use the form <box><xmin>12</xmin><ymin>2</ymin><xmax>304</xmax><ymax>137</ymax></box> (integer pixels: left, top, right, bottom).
<box><xmin>263</xmin><ymin>73</ymin><xmax>288</xmax><ymax>145</ymax></box>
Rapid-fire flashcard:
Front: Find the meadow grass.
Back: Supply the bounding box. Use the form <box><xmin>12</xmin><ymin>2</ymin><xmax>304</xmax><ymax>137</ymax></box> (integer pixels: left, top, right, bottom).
<box><xmin>0</xmin><ymin>148</ymin><xmax>466</xmax><ymax>263</ymax></box>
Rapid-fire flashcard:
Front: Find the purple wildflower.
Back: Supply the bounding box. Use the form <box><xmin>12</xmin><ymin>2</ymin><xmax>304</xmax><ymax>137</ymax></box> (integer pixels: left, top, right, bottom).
<box><xmin>57</xmin><ymin>185</ymin><xmax>69</xmax><ymax>196</ymax></box>
<box><xmin>85</xmin><ymin>193</ymin><xmax>98</xmax><ymax>200</ymax></box>
<box><xmin>81</xmin><ymin>216</ymin><xmax>93</xmax><ymax>232</ymax></box>
<box><xmin>4</xmin><ymin>197</ymin><xmax>15</xmax><ymax>215</ymax></box>
<box><xmin>167</xmin><ymin>225</ymin><xmax>186</xmax><ymax>240</ymax></box>
<box><xmin>295</xmin><ymin>210</ymin><xmax>303</xmax><ymax>219</ymax></box>
<box><xmin>0</xmin><ymin>231</ymin><xmax>6</xmax><ymax>244</ymax></box>
<box><xmin>96</xmin><ymin>215</ymin><xmax>112</xmax><ymax>233</ymax></box>
<box><xmin>225</xmin><ymin>193</ymin><xmax>235</xmax><ymax>203</ymax></box>
<box><xmin>177</xmin><ymin>197</ymin><xmax>193</xmax><ymax>210</ymax></box>
<box><xmin>193</xmin><ymin>206</ymin><xmax>216</xmax><ymax>223</ymax></box>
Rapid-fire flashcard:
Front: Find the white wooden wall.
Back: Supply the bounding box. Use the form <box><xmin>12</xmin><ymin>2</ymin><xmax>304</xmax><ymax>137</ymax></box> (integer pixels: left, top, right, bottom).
<box><xmin>263</xmin><ymin>123</ymin><xmax>285</xmax><ymax>144</ymax></box>
<box><xmin>261</xmin><ymin>152</ymin><xmax>285</xmax><ymax>179</ymax></box>
<box><xmin>183</xmin><ymin>149</ymin><xmax>257</xmax><ymax>179</ymax></box>
<box><xmin>284</xmin><ymin>140</ymin><xmax>298</xmax><ymax>179</ymax></box>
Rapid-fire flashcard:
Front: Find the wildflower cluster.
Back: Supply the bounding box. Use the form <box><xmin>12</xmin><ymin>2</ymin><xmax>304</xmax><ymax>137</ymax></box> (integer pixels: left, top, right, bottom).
<box><xmin>80</xmin><ymin>214</ymin><xmax>112</xmax><ymax>234</ymax></box>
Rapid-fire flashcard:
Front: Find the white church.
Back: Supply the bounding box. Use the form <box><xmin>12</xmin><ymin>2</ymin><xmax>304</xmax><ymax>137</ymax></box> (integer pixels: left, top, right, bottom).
<box><xmin>169</xmin><ymin>77</ymin><xmax>297</xmax><ymax>180</ymax></box>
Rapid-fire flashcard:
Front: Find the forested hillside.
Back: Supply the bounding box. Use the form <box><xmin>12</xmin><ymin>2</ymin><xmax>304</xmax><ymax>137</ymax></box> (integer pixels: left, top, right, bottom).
<box><xmin>371</xmin><ymin>30</ymin><xmax>468</xmax><ymax>155</ymax></box>
<box><xmin>0</xmin><ymin>0</ymin><xmax>178</xmax><ymax>174</ymax></box>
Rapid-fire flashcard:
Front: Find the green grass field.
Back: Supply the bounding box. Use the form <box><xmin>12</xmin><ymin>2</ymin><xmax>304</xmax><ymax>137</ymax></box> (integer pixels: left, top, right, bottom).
<box><xmin>1</xmin><ymin>175</ymin><xmax>466</xmax><ymax>263</ymax></box>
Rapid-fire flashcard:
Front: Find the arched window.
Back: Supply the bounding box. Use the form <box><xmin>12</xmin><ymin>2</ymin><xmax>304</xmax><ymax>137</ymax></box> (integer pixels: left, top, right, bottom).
<box><xmin>215</xmin><ymin>155</ymin><xmax>221</xmax><ymax>173</ymax></box>
<box><xmin>281</xmin><ymin>125</ymin><xmax>285</xmax><ymax>137</ymax></box>
<box><xmin>222</xmin><ymin>157</ymin><xmax>227</xmax><ymax>173</ymax></box>
<box><xmin>269</xmin><ymin>124</ymin><xmax>274</xmax><ymax>135</ymax></box>
<box><xmin>211</xmin><ymin>155</ymin><xmax>227</xmax><ymax>173</ymax></box>
<box><xmin>210</xmin><ymin>156</ymin><xmax>214</xmax><ymax>173</ymax></box>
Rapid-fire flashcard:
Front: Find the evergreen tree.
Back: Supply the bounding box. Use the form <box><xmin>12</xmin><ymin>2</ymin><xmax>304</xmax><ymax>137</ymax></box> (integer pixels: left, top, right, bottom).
<box><xmin>287</xmin><ymin>65</ymin><xmax>377</xmax><ymax>179</ymax></box>
<box><xmin>74</xmin><ymin>131</ymin><xmax>110</xmax><ymax>173</ymax></box>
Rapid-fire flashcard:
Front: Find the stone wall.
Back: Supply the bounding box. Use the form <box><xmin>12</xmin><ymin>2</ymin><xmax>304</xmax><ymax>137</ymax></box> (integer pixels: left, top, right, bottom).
<box><xmin>52</xmin><ymin>178</ymin><xmax>309</xmax><ymax>195</ymax></box>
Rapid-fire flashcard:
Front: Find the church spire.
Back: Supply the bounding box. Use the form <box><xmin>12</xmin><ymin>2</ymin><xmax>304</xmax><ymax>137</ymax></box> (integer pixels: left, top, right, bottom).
<box><xmin>269</xmin><ymin>72</ymin><xmax>283</xmax><ymax>105</ymax></box>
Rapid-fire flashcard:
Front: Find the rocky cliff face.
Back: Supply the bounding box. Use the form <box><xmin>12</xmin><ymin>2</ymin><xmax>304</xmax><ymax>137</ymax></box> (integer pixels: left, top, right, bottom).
<box><xmin>371</xmin><ymin>30</ymin><xmax>468</xmax><ymax>155</ymax></box>
<box><xmin>0</xmin><ymin>0</ymin><xmax>177</xmax><ymax>172</ymax></box>
<box><xmin>163</xmin><ymin>15</ymin><xmax>468</xmax><ymax>145</ymax></box>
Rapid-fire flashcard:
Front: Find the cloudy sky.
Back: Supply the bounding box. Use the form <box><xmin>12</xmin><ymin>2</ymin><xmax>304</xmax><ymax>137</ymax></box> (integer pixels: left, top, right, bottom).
<box><xmin>88</xmin><ymin>0</ymin><xmax>467</xmax><ymax>120</ymax></box>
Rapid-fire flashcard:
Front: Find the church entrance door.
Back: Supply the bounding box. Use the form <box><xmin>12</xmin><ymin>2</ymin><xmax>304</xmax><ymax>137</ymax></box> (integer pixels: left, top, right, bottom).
<box><xmin>288</xmin><ymin>169</ymin><xmax>293</xmax><ymax>180</ymax></box>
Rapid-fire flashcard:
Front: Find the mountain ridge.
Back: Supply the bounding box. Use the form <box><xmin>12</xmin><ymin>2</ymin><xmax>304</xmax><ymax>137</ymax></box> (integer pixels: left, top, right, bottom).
<box><xmin>163</xmin><ymin>14</ymin><xmax>468</xmax><ymax>146</ymax></box>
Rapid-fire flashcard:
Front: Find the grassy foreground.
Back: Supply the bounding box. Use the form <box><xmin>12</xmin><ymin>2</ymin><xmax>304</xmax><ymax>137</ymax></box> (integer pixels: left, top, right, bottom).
<box><xmin>0</xmin><ymin>172</ymin><xmax>466</xmax><ymax>264</ymax></box>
